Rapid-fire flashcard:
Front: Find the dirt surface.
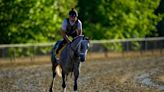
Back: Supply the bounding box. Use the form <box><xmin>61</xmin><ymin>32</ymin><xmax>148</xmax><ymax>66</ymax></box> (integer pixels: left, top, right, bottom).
<box><xmin>0</xmin><ymin>56</ymin><xmax>164</xmax><ymax>92</ymax></box>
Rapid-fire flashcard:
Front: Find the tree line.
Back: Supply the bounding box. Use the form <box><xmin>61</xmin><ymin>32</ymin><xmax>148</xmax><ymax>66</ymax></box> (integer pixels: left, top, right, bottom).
<box><xmin>0</xmin><ymin>0</ymin><xmax>163</xmax><ymax>44</ymax></box>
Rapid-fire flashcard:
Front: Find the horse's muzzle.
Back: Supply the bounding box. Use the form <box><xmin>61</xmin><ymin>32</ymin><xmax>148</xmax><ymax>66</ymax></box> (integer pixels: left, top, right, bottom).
<box><xmin>79</xmin><ymin>53</ymin><xmax>86</xmax><ymax>62</ymax></box>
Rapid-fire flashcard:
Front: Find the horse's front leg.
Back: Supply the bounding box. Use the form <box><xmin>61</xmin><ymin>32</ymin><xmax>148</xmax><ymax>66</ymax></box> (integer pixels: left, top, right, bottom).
<box><xmin>62</xmin><ymin>71</ymin><xmax>67</xmax><ymax>92</ymax></box>
<box><xmin>74</xmin><ymin>67</ymin><xmax>79</xmax><ymax>92</ymax></box>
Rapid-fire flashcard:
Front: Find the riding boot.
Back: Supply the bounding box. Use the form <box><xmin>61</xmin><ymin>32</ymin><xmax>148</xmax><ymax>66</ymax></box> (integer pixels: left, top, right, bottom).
<box><xmin>51</xmin><ymin>49</ymin><xmax>56</xmax><ymax>62</ymax></box>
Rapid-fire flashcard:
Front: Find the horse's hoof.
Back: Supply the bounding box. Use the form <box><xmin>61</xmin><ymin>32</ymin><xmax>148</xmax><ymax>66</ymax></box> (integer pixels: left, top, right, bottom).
<box><xmin>63</xmin><ymin>87</ymin><xmax>67</xmax><ymax>92</ymax></box>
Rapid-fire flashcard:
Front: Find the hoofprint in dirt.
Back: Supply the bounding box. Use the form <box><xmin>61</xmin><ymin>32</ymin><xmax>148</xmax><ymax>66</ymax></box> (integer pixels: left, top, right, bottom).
<box><xmin>0</xmin><ymin>56</ymin><xmax>164</xmax><ymax>92</ymax></box>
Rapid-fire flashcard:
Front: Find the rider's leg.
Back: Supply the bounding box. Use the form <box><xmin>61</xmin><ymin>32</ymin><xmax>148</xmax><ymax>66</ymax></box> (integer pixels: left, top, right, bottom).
<box><xmin>56</xmin><ymin>39</ymin><xmax>67</xmax><ymax>54</ymax></box>
<box><xmin>51</xmin><ymin>41</ymin><xmax>62</xmax><ymax>62</ymax></box>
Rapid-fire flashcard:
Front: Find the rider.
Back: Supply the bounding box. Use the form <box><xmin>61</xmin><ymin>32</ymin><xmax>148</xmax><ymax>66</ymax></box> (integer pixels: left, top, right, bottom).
<box><xmin>55</xmin><ymin>8</ymin><xmax>82</xmax><ymax>55</ymax></box>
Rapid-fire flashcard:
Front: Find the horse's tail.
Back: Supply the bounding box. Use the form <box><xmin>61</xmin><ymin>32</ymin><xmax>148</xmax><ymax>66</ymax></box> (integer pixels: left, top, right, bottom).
<box><xmin>56</xmin><ymin>65</ymin><xmax>62</xmax><ymax>77</ymax></box>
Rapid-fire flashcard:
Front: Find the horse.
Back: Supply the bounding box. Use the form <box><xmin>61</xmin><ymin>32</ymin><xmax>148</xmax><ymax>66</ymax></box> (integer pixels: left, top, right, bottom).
<box><xmin>49</xmin><ymin>35</ymin><xmax>90</xmax><ymax>92</ymax></box>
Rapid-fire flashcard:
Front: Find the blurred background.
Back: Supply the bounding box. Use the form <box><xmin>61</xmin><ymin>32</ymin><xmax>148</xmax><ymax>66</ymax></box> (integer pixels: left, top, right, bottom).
<box><xmin>0</xmin><ymin>1</ymin><xmax>164</xmax><ymax>92</ymax></box>
<box><xmin>0</xmin><ymin>0</ymin><xmax>164</xmax><ymax>61</ymax></box>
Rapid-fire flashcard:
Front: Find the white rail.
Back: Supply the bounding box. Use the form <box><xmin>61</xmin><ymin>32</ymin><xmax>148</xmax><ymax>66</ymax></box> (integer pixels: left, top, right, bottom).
<box><xmin>0</xmin><ymin>37</ymin><xmax>164</xmax><ymax>48</ymax></box>
<box><xmin>91</xmin><ymin>37</ymin><xmax>164</xmax><ymax>44</ymax></box>
<box><xmin>0</xmin><ymin>43</ymin><xmax>54</xmax><ymax>48</ymax></box>
<box><xmin>0</xmin><ymin>37</ymin><xmax>163</xmax><ymax>62</ymax></box>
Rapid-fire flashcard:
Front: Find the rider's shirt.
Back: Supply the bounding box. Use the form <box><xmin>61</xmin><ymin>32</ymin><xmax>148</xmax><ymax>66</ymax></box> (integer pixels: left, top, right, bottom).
<box><xmin>62</xmin><ymin>18</ymin><xmax>82</xmax><ymax>37</ymax></box>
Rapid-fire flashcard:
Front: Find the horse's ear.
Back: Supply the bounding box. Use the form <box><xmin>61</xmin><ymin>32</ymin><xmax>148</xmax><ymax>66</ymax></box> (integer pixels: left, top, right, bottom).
<box><xmin>85</xmin><ymin>36</ymin><xmax>89</xmax><ymax>40</ymax></box>
<box><xmin>83</xmin><ymin>35</ymin><xmax>89</xmax><ymax>41</ymax></box>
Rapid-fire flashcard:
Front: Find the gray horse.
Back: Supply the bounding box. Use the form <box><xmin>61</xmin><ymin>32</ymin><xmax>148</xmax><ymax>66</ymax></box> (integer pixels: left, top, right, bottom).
<box><xmin>50</xmin><ymin>35</ymin><xmax>90</xmax><ymax>92</ymax></box>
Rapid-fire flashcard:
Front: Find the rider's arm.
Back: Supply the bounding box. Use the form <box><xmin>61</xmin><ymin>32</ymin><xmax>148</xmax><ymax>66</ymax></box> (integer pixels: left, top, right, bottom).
<box><xmin>76</xmin><ymin>29</ymin><xmax>82</xmax><ymax>36</ymax></box>
<box><xmin>76</xmin><ymin>20</ymin><xmax>82</xmax><ymax>35</ymax></box>
<box><xmin>61</xmin><ymin>19</ymin><xmax>71</xmax><ymax>43</ymax></box>
<box><xmin>61</xmin><ymin>30</ymin><xmax>71</xmax><ymax>43</ymax></box>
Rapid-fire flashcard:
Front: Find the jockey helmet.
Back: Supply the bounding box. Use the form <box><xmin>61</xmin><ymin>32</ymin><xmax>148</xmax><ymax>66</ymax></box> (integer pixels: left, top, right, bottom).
<box><xmin>69</xmin><ymin>8</ymin><xmax>78</xmax><ymax>17</ymax></box>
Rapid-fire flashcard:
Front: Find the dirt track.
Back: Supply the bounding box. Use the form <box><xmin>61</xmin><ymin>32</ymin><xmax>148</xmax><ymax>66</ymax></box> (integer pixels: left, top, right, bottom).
<box><xmin>0</xmin><ymin>56</ymin><xmax>164</xmax><ymax>92</ymax></box>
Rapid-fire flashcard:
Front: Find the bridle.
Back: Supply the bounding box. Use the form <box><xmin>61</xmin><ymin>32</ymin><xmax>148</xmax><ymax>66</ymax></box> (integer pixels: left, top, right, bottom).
<box><xmin>70</xmin><ymin>36</ymin><xmax>89</xmax><ymax>57</ymax></box>
<box><xmin>70</xmin><ymin>41</ymin><xmax>81</xmax><ymax>57</ymax></box>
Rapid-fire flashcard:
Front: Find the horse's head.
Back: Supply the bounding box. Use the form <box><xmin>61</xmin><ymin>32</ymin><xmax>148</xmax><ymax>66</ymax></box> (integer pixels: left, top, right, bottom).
<box><xmin>79</xmin><ymin>36</ymin><xmax>90</xmax><ymax>61</ymax></box>
<box><xmin>70</xmin><ymin>35</ymin><xmax>90</xmax><ymax>62</ymax></box>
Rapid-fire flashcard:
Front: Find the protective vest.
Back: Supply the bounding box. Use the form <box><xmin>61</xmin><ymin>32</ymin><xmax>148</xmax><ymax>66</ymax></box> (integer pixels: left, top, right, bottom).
<box><xmin>66</xmin><ymin>18</ymin><xmax>78</xmax><ymax>38</ymax></box>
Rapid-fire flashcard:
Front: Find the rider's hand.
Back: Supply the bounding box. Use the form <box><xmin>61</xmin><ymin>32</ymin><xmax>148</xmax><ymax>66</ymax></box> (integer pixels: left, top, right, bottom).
<box><xmin>67</xmin><ymin>39</ymin><xmax>71</xmax><ymax>43</ymax></box>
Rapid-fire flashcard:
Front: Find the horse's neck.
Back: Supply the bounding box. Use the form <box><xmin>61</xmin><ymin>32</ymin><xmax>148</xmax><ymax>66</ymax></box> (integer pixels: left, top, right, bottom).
<box><xmin>71</xmin><ymin>36</ymin><xmax>82</xmax><ymax>49</ymax></box>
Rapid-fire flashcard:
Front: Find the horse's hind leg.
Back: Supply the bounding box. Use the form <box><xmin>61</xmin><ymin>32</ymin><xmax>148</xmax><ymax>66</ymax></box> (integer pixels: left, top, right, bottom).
<box><xmin>49</xmin><ymin>77</ymin><xmax>55</xmax><ymax>92</ymax></box>
<box><xmin>49</xmin><ymin>61</ymin><xmax>57</xmax><ymax>92</ymax></box>
<box><xmin>62</xmin><ymin>72</ymin><xmax>67</xmax><ymax>92</ymax></box>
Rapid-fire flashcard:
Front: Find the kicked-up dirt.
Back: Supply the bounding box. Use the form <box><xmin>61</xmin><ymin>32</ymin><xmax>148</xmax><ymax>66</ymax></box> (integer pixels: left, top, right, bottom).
<box><xmin>0</xmin><ymin>56</ymin><xmax>164</xmax><ymax>92</ymax></box>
